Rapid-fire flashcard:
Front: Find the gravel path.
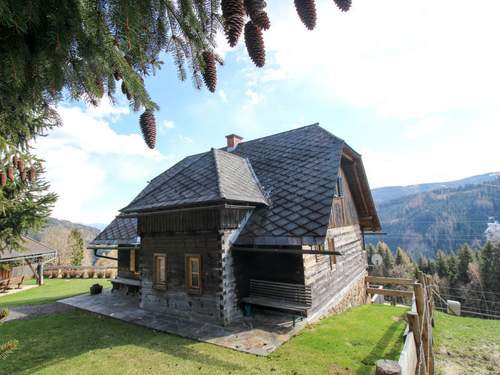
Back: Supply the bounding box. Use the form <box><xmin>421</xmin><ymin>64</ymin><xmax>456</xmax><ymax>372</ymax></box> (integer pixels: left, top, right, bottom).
<box><xmin>2</xmin><ymin>302</ymin><xmax>76</xmax><ymax>322</ymax></box>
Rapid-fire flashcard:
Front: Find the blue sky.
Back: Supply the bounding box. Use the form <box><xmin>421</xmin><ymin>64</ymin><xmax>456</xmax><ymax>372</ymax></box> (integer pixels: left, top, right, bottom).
<box><xmin>34</xmin><ymin>0</ymin><xmax>500</xmax><ymax>225</ymax></box>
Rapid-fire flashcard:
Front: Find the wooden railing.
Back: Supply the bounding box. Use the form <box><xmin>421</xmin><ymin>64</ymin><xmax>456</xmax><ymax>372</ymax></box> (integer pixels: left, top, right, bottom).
<box><xmin>367</xmin><ymin>272</ymin><xmax>435</xmax><ymax>375</ymax></box>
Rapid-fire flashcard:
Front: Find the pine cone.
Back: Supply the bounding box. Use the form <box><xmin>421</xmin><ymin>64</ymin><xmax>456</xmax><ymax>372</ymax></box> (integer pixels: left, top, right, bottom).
<box><xmin>7</xmin><ymin>166</ymin><xmax>14</xmax><ymax>182</ymax></box>
<box><xmin>139</xmin><ymin>110</ymin><xmax>157</xmax><ymax>149</ymax></box>
<box><xmin>334</xmin><ymin>0</ymin><xmax>351</xmax><ymax>12</ymax></box>
<box><xmin>244</xmin><ymin>0</ymin><xmax>270</xmax><ymax>30</ymax></box>
<box><xmin>295</xmin><ymin>0</ymin><xmax>317</xmax><ymax>30</ymax></box>
<box><xmin>244</xmin><ymin>21</ymin><xmax>266</xmax><ymax>67</ymax></box>
<box><xmin>17</xmin><ymin>159</ymin><xmax>25</xmax><ymax>173</ymax></box>
<box><xmin>12</xmin><ymin>155</ymin><xmax>18</xmax><ymax>166</ymax></box>
<box><xmin>222</xmin><ymin>0</ymin><xmax>245</xmax><ymax>47</ymax></box>
<box><xmin>113</xmin><ymin>71</ymin><xmax>121</xmax><ymax>81</ymax></box>
<box><xmin>121</xmin><ymin>81</ymin><xmax>132</xmax><ymax>100</ymax></box>
<box><xmin>29</xmin><ymin>167</ymin><xmax>36</xmax><ymax>182</ymax></box>
<box><xmin>202</xmin><ymin>52</ymin><xmax>217</xmax><ymax>93</ymax></box>
<box><xmin>0</xmin><ymin>171</ymin><xmax>6</xmax><ymax>187</ymax></box>
<box><xmin>95</xmin><ymin>79</ymin><xmax>104</xmax><ymax>98</ymax></box>
<box><xmin>20</xmin><ymin>170</ymin><xmax>27</xmax><ymax>182</ymax></box>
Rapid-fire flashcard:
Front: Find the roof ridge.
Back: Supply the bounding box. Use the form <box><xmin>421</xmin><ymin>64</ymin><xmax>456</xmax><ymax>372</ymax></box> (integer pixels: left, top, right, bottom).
<box><xmin>231</xmin><ymin>122</ymin><xmax>320</xmax><ymax>147</ymax></box>
<box><xmin>211</xmin><ymin>148</ymin><xmax>225</xmax><ymax>200</ymax></box>
<box><xmin>243</xmin><ymin>157</ymin><xmax>271</xmax><ymax>206</ymax></box>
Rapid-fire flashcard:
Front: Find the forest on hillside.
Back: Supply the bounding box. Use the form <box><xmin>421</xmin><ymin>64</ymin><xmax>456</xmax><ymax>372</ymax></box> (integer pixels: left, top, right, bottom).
<box><xmin>370</xmin><ymin>178</ymin><xmax>500</xmax><ymax>258</ymax></box>
<box><xmin>368</xmin><ymin>241</ymin><xmax>500</xmax><ymax>319</ymax></box>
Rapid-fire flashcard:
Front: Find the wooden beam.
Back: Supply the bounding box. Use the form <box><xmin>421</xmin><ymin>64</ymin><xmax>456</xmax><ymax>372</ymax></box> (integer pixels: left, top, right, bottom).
<box><xmin>232</xmin><ymin>247</ymin><xmax>342</xmax><ymax>256</ymax></box>
<box><xmin>24</xmin><ymin>259</ymin><xmax>40</xmax><ymax>284</ymax></box>
<box><xmin>367</xmin><ymin>276</ymin><xmax>415</xmax><ymax>286</ymax></box>
<box><xmin>366</xmin><ymin>287</ymin><xmax>414</xmax><ymax>298</ymax></box>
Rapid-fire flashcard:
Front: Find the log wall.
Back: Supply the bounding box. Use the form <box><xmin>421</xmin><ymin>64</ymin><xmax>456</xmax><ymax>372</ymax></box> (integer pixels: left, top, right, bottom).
<box><xmin>139</xmin><ymin>231</ymin><xmax>224</xmax><ymax>322</ymax></box>
<box><xmin>304</xmin><ymin>166</ymin><xmax>368</xmax><ymax>318</ymax></box>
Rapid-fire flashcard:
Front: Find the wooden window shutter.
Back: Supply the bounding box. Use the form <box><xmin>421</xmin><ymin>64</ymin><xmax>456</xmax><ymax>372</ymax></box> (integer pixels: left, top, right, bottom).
<box><xmin>153</xmin><ymin>254</ymin><xmax>166</xmax><ymax>289</ymax></box>
<box><xmin>185</xmin><ymin>255</ymin><xmax>202</xmax><ymax>293</ymax></box>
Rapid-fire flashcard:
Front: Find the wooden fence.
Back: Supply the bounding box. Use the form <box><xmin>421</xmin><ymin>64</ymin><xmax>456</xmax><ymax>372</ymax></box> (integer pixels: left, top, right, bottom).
<box><xmin>367</xmin><ymin>271</ymin><xmax>435</xmax><ymax>375</ymax></box>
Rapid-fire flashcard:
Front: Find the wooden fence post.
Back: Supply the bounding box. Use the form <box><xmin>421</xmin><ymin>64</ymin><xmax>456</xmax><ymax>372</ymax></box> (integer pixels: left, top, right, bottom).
<box><xmin>407</xmin><ymin>311</ymin><xmax>423</xmax><ymax>374</ymax></box>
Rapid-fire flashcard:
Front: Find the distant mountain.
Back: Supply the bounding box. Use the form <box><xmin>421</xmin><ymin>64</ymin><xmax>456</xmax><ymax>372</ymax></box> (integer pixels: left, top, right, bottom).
<box><xmin>86</xmin><ymin>223</ymin><xmax>108</xmax><ymax>231</ymax></box>
<box><xmin>370</xmin><ymin>176</ymin><xmax>500</xmax><ymax>258</ymax></box>
<box><xmin>372</xmin><ymin>172</ymin><xmax>500</xmax><ymax>204</ymax></box>
<box><xmin>30</xmin><ymin>218</ymin><xmax>101</xmax><ymax>266</ymax></box>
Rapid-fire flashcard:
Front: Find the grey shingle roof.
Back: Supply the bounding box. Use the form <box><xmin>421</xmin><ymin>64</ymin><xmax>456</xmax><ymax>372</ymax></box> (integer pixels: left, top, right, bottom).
<box><xmin>229</xmin><ymin>124</ymin><xmax>344</xmax><ymax>246</ymax></box>
<box><xmin>0</xmin><ymin>236</ymin><xmax>57</xmax><ymax>262</ymax></box>
<box><xmin>121</xmin><ymin>149</ymin><xmax>268</xmax><ymax>213</ymax></box>
<box><xmin>97</xmin><ymin>124</ymin><xmax>378</xmax><ymax>247</ymax></box>
<box><xmin>90</xmin><ymin>217</ymin><xmax>138</xmax><ymax>246</ymax></box>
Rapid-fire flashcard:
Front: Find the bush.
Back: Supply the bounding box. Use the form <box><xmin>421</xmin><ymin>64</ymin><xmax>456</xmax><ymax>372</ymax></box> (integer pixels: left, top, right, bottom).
<box><xmin>96</xmin><ymin>271</ymin><xmax>104</xmax><ymax>279</ymax></box>
<box><xmin>0</xmin><ymin>340</ymin><xmax>18</xmax><ymax>360</ymax></box>
<box><xmin>87</xmin><ymin>269</ymin><xmax>95</xmax><ymax>278</ymax></box>
<box><xmin>104</xmin><ymin>270</ymin><xmax>113</xmax><ymax>278</ymax></box>
<box><xmin>0</xmin><ymin>308</ymin><xmax>9</xmax><ymax>321</ymax></box>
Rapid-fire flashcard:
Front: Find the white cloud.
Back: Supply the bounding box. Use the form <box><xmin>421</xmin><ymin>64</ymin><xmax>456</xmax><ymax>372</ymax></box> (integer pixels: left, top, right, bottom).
<box><xmin>404</xmin><ymin>116</ymin><xmax>445</xmax><ymax>140</ymax></box>
<box><xmin>161</xmin><ymin>120</ymin><xmax>175</xmax><ymax>130</ymax></box>
<box><xmin>243</xmin><ymin>89</ymin><xmax>262</xmax><ymax>109</ymax></box>
<box><xmin>362</xmin><ymin>113</ymin><xmax>500</xmax><ymax>188</ymax></box>
<box><xmin>263</xmin><ymin>0</ymin><xmax>500</xmax><ymax>119</ymax></box>
<box><xmin>219</xmin><ymin>89</ymin><xmax>228</xmax><ymax>103</ymax></box>
<box><xmin>34</xmin><ymin>102</ymin><xmax>173</xmax><ymax>223</ymax></box>
<box><xmin>178</xmin><ymin>135</ymin><xmax>193</xmax><ymax>144</ymax></box>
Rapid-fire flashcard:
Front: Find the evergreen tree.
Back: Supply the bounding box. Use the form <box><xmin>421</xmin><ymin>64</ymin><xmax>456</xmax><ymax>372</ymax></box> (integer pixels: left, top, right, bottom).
<box><xmin>480</xmin><ymin>242</ymin><xmax>500</xmax><ymax>293</ymax></box>
<box><xmin>377</xmin><ymin>242</ymin><xmax>394</xmax><ymax>276</ymax></box>
<box><xmin>435</xmin><ymin>250</ymin><xmax>449</xmax><ymax>278</ymax></box>
<box><xmin>457</xmin><ymin>244</ymin><xmax>474</xmax><ymax>284</ymax></box>
<box><xmin>68</xmin><ymin>229</ymin><xmax>84</xmax><ymax>266</ymax></box>
<box><xmin>447</xmin><ymin>251</ymin><xmax>458</xmax><ymax>286</ymax></box>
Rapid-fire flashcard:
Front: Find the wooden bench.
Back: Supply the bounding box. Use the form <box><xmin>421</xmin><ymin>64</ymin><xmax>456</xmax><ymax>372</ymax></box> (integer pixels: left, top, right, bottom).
<box><xmin>241</xmin><ymin>279</ymin><xmax>312</xmax><ymax>323</ymax></box>
<box><xmin>0</xmin><ymin>276</ymin><xmax>24</xmax><ymax>292</ymax></box>
<box><xmin>111</xmin><ymin>277</ymin><xmax>141</xmax><ymax>295</ymax></box>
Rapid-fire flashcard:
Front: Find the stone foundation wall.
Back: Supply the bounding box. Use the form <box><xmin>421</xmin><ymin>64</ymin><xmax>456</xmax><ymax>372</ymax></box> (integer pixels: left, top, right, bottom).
<box><xmin>307</xmin><ymin>270</ymin><xmax>367</xmax><ymax>322</ymax></box>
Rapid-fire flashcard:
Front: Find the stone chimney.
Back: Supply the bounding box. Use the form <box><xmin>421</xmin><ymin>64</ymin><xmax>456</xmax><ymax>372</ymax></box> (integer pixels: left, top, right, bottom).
<box><xmin>225</xmin><ymin>134</ymin><xmax>243</xmax><ymax>151</ymax></box>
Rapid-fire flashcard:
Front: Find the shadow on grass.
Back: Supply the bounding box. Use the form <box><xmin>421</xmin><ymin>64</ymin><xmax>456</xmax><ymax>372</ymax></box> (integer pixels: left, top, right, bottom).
<box><xmin>357</xmin><ymin>319</ymin><xmax>405</xmax><ymax>373</ymax></box>
<box><xmin>0</xmin><ymin>310</ymin><xmax>245</xmax><ymax>374</ymax></box>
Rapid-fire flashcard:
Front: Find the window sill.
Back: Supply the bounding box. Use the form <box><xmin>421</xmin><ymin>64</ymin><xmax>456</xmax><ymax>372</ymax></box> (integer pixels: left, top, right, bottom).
<box><xmin>187</xmin><ymin>288</ymin><xmax>202</xmax><ymax>295</ymax></box>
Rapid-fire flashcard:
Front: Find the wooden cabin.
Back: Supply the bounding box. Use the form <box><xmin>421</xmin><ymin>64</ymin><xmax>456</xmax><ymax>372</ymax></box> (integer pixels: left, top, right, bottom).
<box><xmin>90</xmin><ymin>124</ymin><xmax>380</xmax><ymax>324</ymax></box>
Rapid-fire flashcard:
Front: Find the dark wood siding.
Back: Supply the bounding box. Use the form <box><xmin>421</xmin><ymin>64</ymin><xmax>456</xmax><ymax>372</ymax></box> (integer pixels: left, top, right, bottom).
<box><xmin>117</xmin><ymin>249</ymin><xmax>140</xmax><ymax>280</ymax></box>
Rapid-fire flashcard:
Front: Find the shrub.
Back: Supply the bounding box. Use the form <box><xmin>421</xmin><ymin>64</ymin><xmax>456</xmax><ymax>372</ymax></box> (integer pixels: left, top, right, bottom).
<box><xmin>87</xmin><ymin>269</ymin><xmax>95</xmax><ymax>278</ymax></box>
<box><xmin>0</xmin><ymin>340</ymin><xmax>18</xmax><ymax>360</ymax></box>
<box><xmin>104</xmin><ymin>270</ymin><xmax>113</xmax><ymax>278</ymax></box>
<box><xmin>96</xmin><ymin>271</ymin><xmax>104</xmax><ymax>279</ymax></box>
<box><xmin>0</xmin><ymin>308</ymin><xmax>9</xmax><ymax>321</ymax></box>
<box><xmin>70</xmin><ymin>270</ymin><xmax>77</xmax><ymax>278</ymax></box>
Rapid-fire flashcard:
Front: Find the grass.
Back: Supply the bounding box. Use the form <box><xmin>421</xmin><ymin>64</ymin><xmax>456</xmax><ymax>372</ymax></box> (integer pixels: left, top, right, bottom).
<box><xmin>0</xmin><ymin>278</ymin><xmax>111</xmax><ymax>308</ymax></box>
<box><xmin>434</xmin><ymin>311</ymin><xmax>500</xmax><ymax>374</ymax></box>
<box><xmin>0</xmin><ymin>304</ymin><xmax>407</xmax><ymax>375</ymax></box>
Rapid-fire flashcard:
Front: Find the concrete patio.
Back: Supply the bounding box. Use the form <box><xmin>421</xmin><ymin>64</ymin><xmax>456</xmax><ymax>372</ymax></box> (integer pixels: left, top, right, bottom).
<box><xmin>59</xmin><ymin>289</ymin><xmax>306</xmax><ymax>356</ymax></box>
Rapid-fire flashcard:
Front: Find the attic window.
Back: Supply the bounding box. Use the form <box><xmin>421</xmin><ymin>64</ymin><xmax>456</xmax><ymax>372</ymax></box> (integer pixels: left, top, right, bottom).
<box><xmin>335</xmin><ymin>176</ymin><xmax>344</xmax><ymax>198</ymax></box>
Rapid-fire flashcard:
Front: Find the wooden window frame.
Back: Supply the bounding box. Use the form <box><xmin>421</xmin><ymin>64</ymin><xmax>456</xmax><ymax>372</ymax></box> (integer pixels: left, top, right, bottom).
<box><xmin>153</xmin><ymin>253</ymin><xmax>167</xmax><ymax>290</ymax></box>
<box><xmin>130</xmin><ymin>249</ymin><xmax>137</xmax><ymax>273</ymax></box>
<box><xmin>335</xmin><ymin>175</ymin><xmax>344</xmax><ymax>198</ymax></box>
<box><xmin>185</xmin><ymin>254</ymin><xmax>202</xmax><ymax>294</ymax></box>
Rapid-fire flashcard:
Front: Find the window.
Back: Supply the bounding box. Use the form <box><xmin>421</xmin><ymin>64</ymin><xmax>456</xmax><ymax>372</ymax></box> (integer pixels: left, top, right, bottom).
<box><xmin>185</xmin><ymin>255</ymin><xmax>202</xmax><ymax>292</ymax></box>
<box><xmin>153</xmin><ymin>254</ymin><xmax>167</xmax><ymax>289</ymax></box>
<box><xmin>130</xmin><ymin>249</ymin><xmax>137</xmax><ymax>272</ymax></box>
<box><xmin>335</xmin><ymin>175</ymin><xmax>344</xmax><ymax>198</ymax></box>
<box><xmin>328</xmin><ymin>238</ymin><xmax>337</xmax><ymax>269</ymax></box>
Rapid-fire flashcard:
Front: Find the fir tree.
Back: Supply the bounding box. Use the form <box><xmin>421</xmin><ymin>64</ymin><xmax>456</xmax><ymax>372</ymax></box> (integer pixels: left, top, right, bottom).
<box><xmin>435</xmin><ymin>250</ymin><xmax>449</xmax><ymax>278</ymax></box>
<box><xmin>480</xmin><ymin>242</ymin><xmax>500</xmax><ymax>293</ymax></box>
<box><xmin>457</xmin><ymin>244</ymin><xmax>474</xmax><ymax>284</ymax></box>
<box><xmin>68</xmin><ymin>229</ymin><xmax>85</xmax><ymax>266</ymax></box>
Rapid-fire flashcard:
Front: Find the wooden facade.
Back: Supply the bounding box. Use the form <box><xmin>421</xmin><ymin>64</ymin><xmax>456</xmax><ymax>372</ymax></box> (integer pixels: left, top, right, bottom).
<box><xmin>113</xmin><ymin>158</ymin><xmax>372</xmax><ymax>323</ymax></box>
<box><xmin>304</xmin><ymin>165</ymin><xmax>368</xmax><ymax>318</ymax></box>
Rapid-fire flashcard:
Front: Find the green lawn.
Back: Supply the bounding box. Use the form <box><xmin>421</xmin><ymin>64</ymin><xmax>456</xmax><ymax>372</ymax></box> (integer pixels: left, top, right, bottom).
<box><xmin>0</xmin><ymin>304</ymin><xmax>407</xmax><ymax>375</ymax></box>
<box><xmin>434</xmin><ymin>311</ymin><xmax>500</xmax><ymax>375</ymax></box>
<box><xmin>0</xmin><ymin>279</ymin><xmax>111</xmax><ymax>308</ymax></box>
